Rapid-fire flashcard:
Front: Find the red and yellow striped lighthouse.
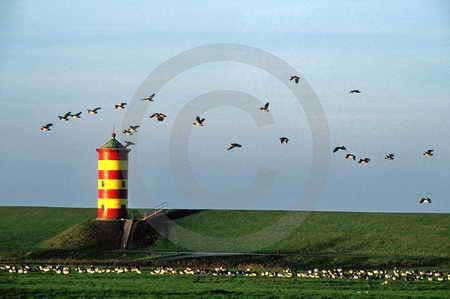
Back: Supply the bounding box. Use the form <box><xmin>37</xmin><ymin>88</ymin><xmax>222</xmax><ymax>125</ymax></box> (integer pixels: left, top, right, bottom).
<box><xmin>96</xmin><ymin>133</ymin><xmax>130</xmax><ymax>220</ymax></box>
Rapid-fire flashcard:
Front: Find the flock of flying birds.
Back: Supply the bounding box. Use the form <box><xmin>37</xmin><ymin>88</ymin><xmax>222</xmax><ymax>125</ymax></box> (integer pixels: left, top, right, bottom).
<box><xmin>332</xmin><ymin>146</ymin><xmax>435</xmax><ymax>165</ymax></box>
<box><xmin>40</xmin><ymin>76</ymin><xmax>434</xmax><ymax>205</ymax></box>
<box><xmin>331</xmin><ymin>145</ymin><xmax>434</xmax><ymax>204</ymax></box>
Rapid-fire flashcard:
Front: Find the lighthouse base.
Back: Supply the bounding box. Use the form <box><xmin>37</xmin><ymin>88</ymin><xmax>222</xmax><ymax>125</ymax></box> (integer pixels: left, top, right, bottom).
<box><xmin>96</xmin><ymin>208</ymin><xmax>128</xmax><ymax>220</ymax></box>
<box><xmin>46</xmin><ymin>219</ymin><xmax>127</xmax><ymax>250</ymax></box>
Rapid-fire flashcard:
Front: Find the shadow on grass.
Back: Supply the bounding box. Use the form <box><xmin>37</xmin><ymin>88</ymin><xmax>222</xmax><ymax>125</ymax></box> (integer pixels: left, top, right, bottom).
<box><xmin>148</xmin><ymin>254</ymin><xmax>450</xmax><ymax>270</ymax></box>
<box><xmin>165</xmin><ymin>209</ymin><xmax>205</xmax><ymax>220</ymax></box>
<box><xmin>134</xmin><ymin>210</ymin><xmax>205</xmax><ymax>249</ymax></box>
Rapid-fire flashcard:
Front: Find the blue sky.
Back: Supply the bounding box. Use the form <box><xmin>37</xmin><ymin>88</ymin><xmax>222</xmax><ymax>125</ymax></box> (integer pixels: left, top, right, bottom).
<box><xmin>0</xmin><ymin>1</ymin><xmax>449</xmax><ymax>212</ymax></box>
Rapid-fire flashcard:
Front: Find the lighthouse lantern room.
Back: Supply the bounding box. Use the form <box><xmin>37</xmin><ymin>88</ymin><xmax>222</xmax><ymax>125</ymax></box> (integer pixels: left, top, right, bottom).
<box><xmin>96</xmin><ymin>133</ymin><xmax>130</xmax><ymax>220</ymax></box>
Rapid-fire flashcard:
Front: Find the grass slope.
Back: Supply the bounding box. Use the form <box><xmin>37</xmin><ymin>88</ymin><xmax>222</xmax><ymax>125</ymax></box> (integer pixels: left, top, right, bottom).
<box><xmin>154</xmin><ymin>210</ymin><xmax>450</xmax><ymax>258</ymax></box>
<box><xmin>44</xmin><ymin>220</ymin><xmax>125</xmax><ymax>250</ymax></box>
<box><xmin>0</xmin><ymin>207</ymin><xmax>94</xmax><ymax>256</ymax></box>
<box><xmin>1</xmin><ymin>207</ymin><xmax>449</xmax><ymax>267</ymax></box>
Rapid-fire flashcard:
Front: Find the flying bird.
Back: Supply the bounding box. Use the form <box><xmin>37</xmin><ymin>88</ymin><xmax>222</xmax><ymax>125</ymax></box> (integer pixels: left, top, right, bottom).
<box><xmin>150</xmin><ymin>113</ymin><xmax>168</xmax><ymax>122</ymax></box>
<box><xmin>122</xmin><ymin>129</ymin><xmax>134</xmax><ymax>136</ymax></box>
<box><xmin>129</xmin><ymin>125</ymin><xmax>140</xmax><ymax>133</ymax></box>
<box><xmin>40</xmin><ymin>123</ymin><xmax>53</xmax><ymax>131</ymax></box>
<box><xmin>87</xmin><ymin>107</ymin><xmax>101</xmax><ymax>114</ymax></box>
<box><xmin>124</xmin><ymin>141</ymin><xmax>135</xmax><ymax>148</ymax></box>
<box><xmin>227</xmin><ymin>143</ymin><xmax>242</xmax><ymax>150</ymax></box>
<box><xmin>57</xmin><ymin>112</ymin><xmax>71</xmax><ymax>121</ymax></box>
<box><xmin>345</xmin><ymin>153</ymin><xmax>356</xmax><ymax>160</ymax></box>
<box><xmin>115</xmin><ymin>103</ymin><xmax>127</xmax><ymax>110</ymax></box>
<box><xmin>141</xmin><ymin>93</ymin><xmax>156</xmax><ymax>102</ymax></box>
<box><xmin>290</xmin><ymin>75</ymin><xmax>301</xmax><ymax>84</ymax></box>
<box><xmin>193</xmin><ymin>116</ymin><xmax>206</xmax><ymax>127</ymax></box>
<box><xmin>358</xmin><ymin>158</ymin><xmax>370</xmax><ymax>164</ymax></box>
<box><xmin>419</xmin><ymin>197</ymin><xmax>432</xmax><ymax>204</ymax></box>
<box><xmin>423</xmin><ymin>150</ymin><xmax>434</xmax><ymax>157</ymax></box>
<box><xmin>349</xmin><ymin>89</ymin><xmax>361</xmax><ymax>94</ymax></box>
<box><xmin>333</xmin><ymin>146</ymin><xmax>347</xmax><ymax>153</ymax></box>
<box><xmin>260</xmin><ymin>102</ymin><xmax>270</xmax><ymax>112</ymax></box>
<box><xmin>71</xmin><ymin>112</ymin><xmax>82</xmax><ymax>119</ymax></box>
<box><xmin>385</xmin><ymin>153</ymin><xmax>395</xmax><ymax>160</ymax></box>
<box><xmin>279</xmin><ymin>137</ymin><xmax>289</xmax><ymax>144</ymax></box>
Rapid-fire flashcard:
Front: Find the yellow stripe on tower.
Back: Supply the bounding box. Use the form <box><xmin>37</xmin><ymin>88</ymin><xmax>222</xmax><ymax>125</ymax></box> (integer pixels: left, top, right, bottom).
<box><xmin>97</xmin><ymin>160</ymin><xmax>128</xmax><ymax>170</ymax></box>
<box><xmin>97</xmin><ymin>179</ymin><xmax>127</xmax><ymax>190</ymax></box>
<box><xmin>97</xmin><ymin>198</ymin><xmax>128</xmax><ymax>209</ymax></box>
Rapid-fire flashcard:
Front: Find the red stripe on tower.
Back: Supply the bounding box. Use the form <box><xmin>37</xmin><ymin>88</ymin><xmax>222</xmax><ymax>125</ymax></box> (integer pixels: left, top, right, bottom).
<box><xmin>96</xmin><ymin>208</ymin><xmax>128</xmax><ymax>219</ymax></box>
<box><xmin>98</xmin><ymin>189</ymin><xmax>128</xmax><ymax>199</ymax></box>
<box><xmin>98</xmin><ymin>170</ymin><xmax>128</xmax><ymax>179</ymax></box>
<box><xmin>98</xmin><ymin>150</ymin><xmax>129</xmax><ymax>160</ymax></box>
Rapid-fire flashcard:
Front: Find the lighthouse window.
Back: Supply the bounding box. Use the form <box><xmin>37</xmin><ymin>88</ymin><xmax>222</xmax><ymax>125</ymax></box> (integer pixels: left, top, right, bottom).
<box><xmin>101</xmin><ymin>205</ymin><xmax>105</xmax><ymax>210</ymax></box>
<box><xmin>122</xmin><ymin>181</ymin><xmax>126</xmax><ymax>188</ymax></box>
<box><xmin>121</xmin><ymin>205</ymin><xmax>126</xmax><ymax>209</ymax></box>
<box><xmin>101</xmin><ymin>181</ymin><xmax>105</xmax><ymax>187</ymax></box>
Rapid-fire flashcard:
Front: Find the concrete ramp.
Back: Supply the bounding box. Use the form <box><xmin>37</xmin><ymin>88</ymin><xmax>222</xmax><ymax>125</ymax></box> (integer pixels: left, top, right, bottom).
<box><xmin>120</xmin><ymin>209</ymin><xmax>167</xmax><ymax>250</ymax></box>
<box><xmin>121</xmin><ymin>220</ymin><xmax>134</xmax><ymax>249</ymax></box>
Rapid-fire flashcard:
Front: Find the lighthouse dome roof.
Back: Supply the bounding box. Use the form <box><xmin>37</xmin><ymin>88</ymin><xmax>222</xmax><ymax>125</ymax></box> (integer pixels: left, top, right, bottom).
<box><xmin>100</xmin><ymin>134</ymin><xmax>126</xmax><ymax>149</ymax></box>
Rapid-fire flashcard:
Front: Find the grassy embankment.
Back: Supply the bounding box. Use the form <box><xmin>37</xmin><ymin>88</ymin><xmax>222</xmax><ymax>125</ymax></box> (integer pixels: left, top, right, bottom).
<box><xmin>0</xmin><ymin>207</ymin><xmax>449</xmax><ymax>268</ymax></box>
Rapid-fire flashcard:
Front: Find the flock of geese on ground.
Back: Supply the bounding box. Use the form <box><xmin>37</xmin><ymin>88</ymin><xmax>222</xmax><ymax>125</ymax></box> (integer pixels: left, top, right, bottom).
<box><xmin>1</xmin><ymin>264</ymin><xmax>449</xmax><ymax>283</ymax></box>
<box><xmin>40</xmin><ymin>76</ymin><xmax>435</xmax><ymax>204</ymax></box>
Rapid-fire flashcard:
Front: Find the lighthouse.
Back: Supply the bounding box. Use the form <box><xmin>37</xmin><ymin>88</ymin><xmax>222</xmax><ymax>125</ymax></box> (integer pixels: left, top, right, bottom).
<box><xmin>96</xmin><ymin>133</ymin><xmax>130</xmax><ymax>220</ymax></box>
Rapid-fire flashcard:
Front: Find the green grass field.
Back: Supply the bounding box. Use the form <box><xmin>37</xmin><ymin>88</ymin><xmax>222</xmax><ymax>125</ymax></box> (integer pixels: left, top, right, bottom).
<box><xmin>1</xmin><ymin>207</ymin><xmax>449</xmax><ymax>297</ymax></box>
<box><xmin>0</xmin><ymin>207</ymin><xmax>449</xmax><ymax>268</ymax></box>
<box><xmin>1</xmin><ymin>272</ymin><xmax>449</xmax><ymax>298</ymax></box>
